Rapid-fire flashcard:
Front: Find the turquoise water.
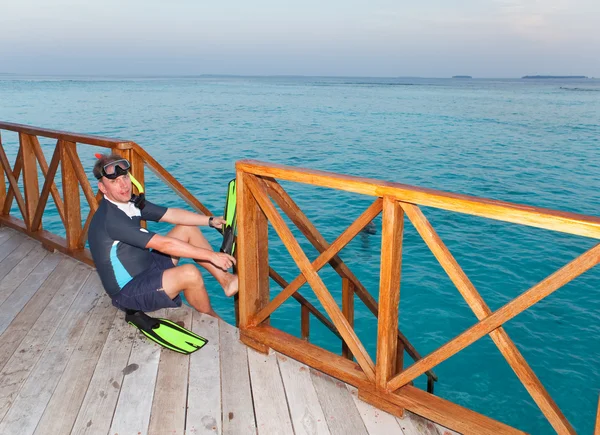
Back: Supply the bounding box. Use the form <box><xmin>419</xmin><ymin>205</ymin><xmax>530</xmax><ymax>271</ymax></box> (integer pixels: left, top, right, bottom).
<box><xmin>1</xmin><ymin>75</ymin><xmax>599</xmax><ymax>433</ymax></box>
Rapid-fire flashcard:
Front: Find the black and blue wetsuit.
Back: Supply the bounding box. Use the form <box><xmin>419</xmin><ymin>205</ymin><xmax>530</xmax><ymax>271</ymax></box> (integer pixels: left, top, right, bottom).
<box><xmin>89</xmin><ymin>198</ymin><xmax>181</xmax><ymax>312</ymax></box>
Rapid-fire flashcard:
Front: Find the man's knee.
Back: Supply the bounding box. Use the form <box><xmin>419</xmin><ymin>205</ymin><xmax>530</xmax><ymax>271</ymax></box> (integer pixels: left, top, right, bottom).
<box><xmin>179</xmin><ymin>264</ymin><xmax>203</xmax><ymax>285</ymax></box>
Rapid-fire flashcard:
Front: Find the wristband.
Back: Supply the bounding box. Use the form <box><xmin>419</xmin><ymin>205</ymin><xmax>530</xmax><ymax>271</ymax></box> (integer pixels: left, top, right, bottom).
<box><xmin>208</xmin><ymin>216</ymin><xmax>215</xmax><ymax>228</ymax></box>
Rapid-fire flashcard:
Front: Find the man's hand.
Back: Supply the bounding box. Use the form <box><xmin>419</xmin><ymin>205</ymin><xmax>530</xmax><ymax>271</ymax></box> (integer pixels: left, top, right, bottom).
<box><xmin>209</xmin><ymin>216</ymin><xmax>227</xmax><ymax>230</ymax></box>
<box><xmin>211</xmin><ymin>251</ymin><xmax>236</xmax><ymax>270</ymax></box>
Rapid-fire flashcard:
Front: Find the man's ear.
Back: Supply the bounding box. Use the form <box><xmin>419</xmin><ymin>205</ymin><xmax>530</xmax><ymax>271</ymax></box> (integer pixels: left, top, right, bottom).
<box><xmin>97</xmin><ymin>180</ymin><xmax>107</xmax><ymax>195</ymax></box>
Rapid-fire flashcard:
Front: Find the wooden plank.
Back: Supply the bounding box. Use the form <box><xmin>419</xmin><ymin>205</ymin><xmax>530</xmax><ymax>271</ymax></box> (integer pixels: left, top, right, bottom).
<box><xmin>311</xmin><ymin>368</ymin><xmax>368</xmax><ymax>435</ymax></box>
<box><xmin>244</xmin><ymin>325</ymin><xmax>520</xmax><ymax>435</ymax></box>
<box><xmin>220</xmin><ymin>320</ymin><xmax>257</xmax><ymax>435</ymax></box>
<box><xmin>33</xmin><ymin>283</ymin><xmax>117</xmax><ymax>435</ymax></box>
<box><xmin>0</xmin><ymin>257</ymin><xmax>81</xmax><ymax>372</ymax></box>
<box><xmin>248</xmin><ymin>348</ymin><xmax>294</xmax><ymax>434</ymax></box>
<box><xmin>264</xmin><ymin>178</ymin><xmax>435</xmax><ymax>382</ymax></box>
<box><xmin>346</xmin><ymin>385</ymin><xmax>404</xmax><ymax>434</ymax></box>
<box><xmin>0</xmin><ymin>249</ymin><xmax>61</xmax><ymax>334</ymax></box>
<box><xmin>277</xmin><ymin>354</ymin><xmax>331</xmax><ymax>435</ymax></box>
<box><xmin>252</xmin><ymin>197</ymin><xmax>382</xmax><ymax>326</ymax></box>
<box><xmin>147</xmin><ymin>308</ymin><xmax>192</xmax><ymax>435</ymax></box>
<box><xmin>70</xmin><ymin>311</ymin><xmax>135</xmax><ymax>435</ymax></box>
<box><xmin>402</xmin><ymin>202</ymin><xmax>575</xmax><ymax>434</ymax></box>
<box><xmin>243</xmin><ymin>325</ymin><xmax>370</xmax><ymax>390</ymax></box>
<box><xmin>0</xmin><ymin>238</ymin><xmax>38</xmax><ymax>298</ymax></box>
<box><xmin>31</xmin><ymin>141</ymin><xmax>63</xmax><ymax>231</ymax></box>
<box><xmin>395</xmin><ymin>411</ymin><xmax>442</xmax><ymax>435</ymax></box>
<box><xmin>0</xmin><ymin>272</ymin><xmax>101</xmax><ymax>434</ymax></box>
<box><xmin>20</xmin><ymin>134</ymin><xmax>40</xmax><ymax>229</ymax></box>
<box><xmin>237</xmin><ymin>172</ymin><xmax>270</xmax><ymax>338</ymax></box>
<box><xmin>387</xmin><ymin>242</ymin><xmax>600</xmax><ymax>393</ymax></box>
<box><xmin>60</xmin><ymin>140</ymin><xmax>82</xmax><ymax>249</ymax></box>
<box><xmin>244</xmin><ymin>175</ymin><xmax>375</xmax><ymax>380</ymax></box>
<box><xmin>376</xmin><ymin>197</ymin><xmax>404</xmax><ymax>390</ymax></box>
<box><xmin>237</xmin><ymin>160</ymin><xmax>600</xmax><ymax>239</ymax></box>
<box><xmin>109</xmin><ymin>310</ymin><xmax>163</xmax><ymax>435</ymax></box>
<box><xmin>186</xmin><ymin>311</ymin><xmax>222</xmax><ymax>435</ymax></box>
<box><xmin>0</xmin><ymin>228</ymin><xmax>15</xmax><ymax>246</ymax></box>
<box><xmin>0</xmin><ymin>121</ymin><xmax>133</xmax><ymax>149</ymax></box>
<box><xmin>0</xmin><ymin>215</ymin><xmax>95</xmax><ymax>267</ymax></box>
<box><xmin>0</xmin><ymin>232</ymin><xmax>25</xmax><ymax>264</ymax></box>
<box><xmin>376</xmin><ymin>386</ymin><xmax>525</xmax><ymax>435</ymax></box>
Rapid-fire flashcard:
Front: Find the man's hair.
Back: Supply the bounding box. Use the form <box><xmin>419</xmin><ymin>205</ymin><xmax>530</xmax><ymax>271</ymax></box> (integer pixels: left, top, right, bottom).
<box><xmin>93</xmin><ymin>153</ymin><xmax>125</xmax><ymax>180</ymax></box>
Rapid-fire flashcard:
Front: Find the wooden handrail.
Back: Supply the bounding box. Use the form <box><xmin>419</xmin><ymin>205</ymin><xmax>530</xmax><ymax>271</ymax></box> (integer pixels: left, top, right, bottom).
<box><xmin>238</xmin><ymin>159</ymin><xmax>600</xmax><ymax>239</ymax></box>
<box><xmin>0</xmin><ymin>121</ymin><xmax>133</xmax><ymax>149</ymax></box>
<box><xmin>236</xmin><ymin>159</ymin><xmax>600</xmax><ymax>434</ymax></box>
<box><xmin>0</xmin><ymin>123</ymin><xmax>339</xmax><ymax>348</ymax></box>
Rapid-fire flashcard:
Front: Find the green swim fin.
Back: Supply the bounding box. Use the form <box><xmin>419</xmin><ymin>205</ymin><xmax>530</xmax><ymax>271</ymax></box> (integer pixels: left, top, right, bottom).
<box><xmin>125</xmin><ymin>310</ymin><xmax>208</xmax><ymax>354</ymax></box>
<box><xmin>220</xmin><ymin>178</ymin><xmax>237</xmax><ymax>256</ymax></box>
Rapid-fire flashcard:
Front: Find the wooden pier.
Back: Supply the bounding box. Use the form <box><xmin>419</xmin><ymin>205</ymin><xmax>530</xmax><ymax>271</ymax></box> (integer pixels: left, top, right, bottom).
<box><xmin>0</xmin><ymin>227</ymin><xmax>456</xmax><ymax>435</ymax></box>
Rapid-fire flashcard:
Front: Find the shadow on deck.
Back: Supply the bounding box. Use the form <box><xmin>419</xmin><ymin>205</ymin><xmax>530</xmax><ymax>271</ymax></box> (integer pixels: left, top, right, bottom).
<box><xmin>0</xmin><ymin>227</ymin><xmax>458</xmax><ymax>435</ymax></box>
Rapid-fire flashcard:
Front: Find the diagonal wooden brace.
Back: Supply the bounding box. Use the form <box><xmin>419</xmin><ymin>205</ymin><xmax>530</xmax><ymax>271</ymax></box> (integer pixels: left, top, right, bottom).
<box><xmin>265</xmin><ymin>177</ymin><xmax>438</xmax><ymax>383</ymax></box>
<box><xmin>0</xmin><ymin>145</ymin><xmax>27</xmax><ymax>220</ymax></box>
<box><xmin>401</xmin><ymin>202</ymin><xmax>576</xmax><ymax>434</ymax></box>
<box><xmin>387</xmin><ymin>242</ymin><xmax>600</xmax><ymax>398</ymax></box>
<box><xmin>31</xmin><ymin>143</ymin><xmax>62</xmax><ymax>232</ymax></box>
<box><xmin>251</xmin><ymin>197</ymin><xmax>382</xmax><ymax>326</ymax></box>
<box><xmin>244</xmin><ymin>173</ymin><xmax>376</xmax><ymax>380</ymax></box>
<box><xmin>29</xmin><ymin>137</ymin><xmax>65</xmax><ymax>225</ymax></box>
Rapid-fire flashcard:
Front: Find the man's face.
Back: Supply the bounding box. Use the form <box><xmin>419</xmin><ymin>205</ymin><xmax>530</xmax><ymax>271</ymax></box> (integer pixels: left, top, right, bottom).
<box><xmin>98</xmin><ymin>173</ymin><xmax>132</xmax><ymax>203</ymax></box>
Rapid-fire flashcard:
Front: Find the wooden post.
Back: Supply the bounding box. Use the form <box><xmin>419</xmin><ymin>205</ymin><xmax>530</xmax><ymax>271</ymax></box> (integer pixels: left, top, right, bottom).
<box><xmin>301</xmin><ymin>304</ymin><xmax>309</xmax><ymax>341</ymax></box>
<box><xmin>237</xmin><ymin>171</ymin><xmax>270</xmax><ymax>353</ymax></box>
<box><xmin>376</xmin><ymin>196</ymin><xmax>404</xmax><ymax>391</ymax></box>
<box><xmin>341</xmin><ymin>278</ymin><xmax>354</xmax><ymax>360</ymax></box>
<box><xmin>395</xmin><ymin>341</ymin><xmax>405</xmax><ymax>375</ymax></box>
<box><xmin>20</xmin><ymin>134</ymin><xmax>40</xmax><ymax>231</ymax></box>
<box><xmin>60</xmin><ymin>141</ymin><xmax>82</xmax><ymax>250</ymax></box>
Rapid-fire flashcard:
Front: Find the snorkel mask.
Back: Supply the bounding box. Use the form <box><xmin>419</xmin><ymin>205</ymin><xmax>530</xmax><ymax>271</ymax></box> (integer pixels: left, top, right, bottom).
<box><xmin>95</xmin><ymin>158</ymin><xmax>130</xmax><ymax>180</ymax></box>
<box><xmin>94</xmin><ymin>153</ymin><xmax>146</xmax><ymax>209</ymax></box>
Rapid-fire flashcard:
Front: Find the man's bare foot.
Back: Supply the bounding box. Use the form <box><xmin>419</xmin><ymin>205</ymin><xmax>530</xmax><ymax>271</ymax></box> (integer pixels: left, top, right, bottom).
<box><xmin>223</xmin><ymin>274</ymin><xmax>239</xmax><ymax>297</ymax></box>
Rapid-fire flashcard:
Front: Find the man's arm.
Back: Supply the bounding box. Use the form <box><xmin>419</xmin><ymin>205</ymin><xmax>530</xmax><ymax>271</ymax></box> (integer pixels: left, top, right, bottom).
<box><xmin>159</xmin><ymin>208</ymin><xmax>225</xmax><ymax>229</ymax></box>
<box><xmin>146</xmin><ymin>234</ymin><xmax>235</xmax><ymax>270</ymax></box>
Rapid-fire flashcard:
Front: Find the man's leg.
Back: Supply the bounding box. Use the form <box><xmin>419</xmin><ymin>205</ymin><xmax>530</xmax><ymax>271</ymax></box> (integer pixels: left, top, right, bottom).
<box><xmin>162</xmin><ymin>264</ymin><xmax>220</xmax><ymax>318</ymax></box>
<box><xmin>166</xmin><ymin>225</ymin><xmax>238</xmax><ymax>297</ymax></box>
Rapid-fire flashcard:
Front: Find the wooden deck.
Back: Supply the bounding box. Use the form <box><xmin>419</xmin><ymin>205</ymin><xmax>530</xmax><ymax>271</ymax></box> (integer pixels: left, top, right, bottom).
<box><xmin>0</xmin><ymin>227</ymin><xmax>458</xmax><ymax>435</ymax></box>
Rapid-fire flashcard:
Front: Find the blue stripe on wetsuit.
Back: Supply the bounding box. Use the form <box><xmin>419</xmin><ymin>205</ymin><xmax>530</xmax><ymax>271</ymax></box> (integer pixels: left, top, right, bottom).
<box><xmin>110</xmin><ymin>242</ymin><xmax>133</xmax><ymax>289</ymax></box>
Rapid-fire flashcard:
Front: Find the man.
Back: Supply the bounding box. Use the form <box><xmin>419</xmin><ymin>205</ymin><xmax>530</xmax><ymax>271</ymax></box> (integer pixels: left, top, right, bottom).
<box><xmin>88</xmin><ymin>154</ymin><xmax>237</xmax><ymax>318</ymax></box>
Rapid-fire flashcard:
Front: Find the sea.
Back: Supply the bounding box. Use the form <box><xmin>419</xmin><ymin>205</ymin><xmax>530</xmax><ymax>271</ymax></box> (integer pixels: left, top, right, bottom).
<box><xmin>1</xmin><ymin>75</ymin><xmax>599</xmax><ymax>434</ymax></box>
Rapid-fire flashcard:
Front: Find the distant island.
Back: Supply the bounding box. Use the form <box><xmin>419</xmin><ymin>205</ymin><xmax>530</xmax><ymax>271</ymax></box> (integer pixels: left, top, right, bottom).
<box><xmin>452</xmin><ymin>75</ymin><xmax>472</xmax><ymax>79</ymax></box>
<box><xmin>522</xmin><ymin>75</ymin><xmax>587</xmax><ymax>79</ymax></box>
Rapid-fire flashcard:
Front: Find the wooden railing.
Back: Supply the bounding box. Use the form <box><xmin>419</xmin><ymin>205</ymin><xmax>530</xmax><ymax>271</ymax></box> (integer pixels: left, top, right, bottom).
<box><xmin>0</xmin><ymin>122</ymin><xmax>423</xmax><ymax>388</ymax></box>
<box><xmin>235</xmin><ymin>160</ymin><xmax>600</xmax><ymax>435</ymax></box>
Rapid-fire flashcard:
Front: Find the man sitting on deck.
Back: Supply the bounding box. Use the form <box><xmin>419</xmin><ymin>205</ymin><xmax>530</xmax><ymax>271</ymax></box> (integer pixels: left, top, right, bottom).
<box><xmin>88</xmin><ymin>154</ymin><xmax>237</xmax><ymax>318</ymax></box>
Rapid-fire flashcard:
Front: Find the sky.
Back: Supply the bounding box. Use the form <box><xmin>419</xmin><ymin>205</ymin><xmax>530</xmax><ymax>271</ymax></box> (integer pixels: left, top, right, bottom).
<box><xmin>0</xmin><ymin>0</ymin><xmax>598</xmax><ymax>77</ymax></box>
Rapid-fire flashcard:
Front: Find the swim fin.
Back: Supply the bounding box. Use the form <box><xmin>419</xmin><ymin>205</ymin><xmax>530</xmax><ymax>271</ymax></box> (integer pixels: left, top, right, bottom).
<box><xmin>220</xmin><ymin>178</ymin><xmax>237</xmax><ymax>256</ymax></box>
<box><xmin>125</xmin><ymin>310</ymin><xmax>208</xmax><ymax>354</ymax></box>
